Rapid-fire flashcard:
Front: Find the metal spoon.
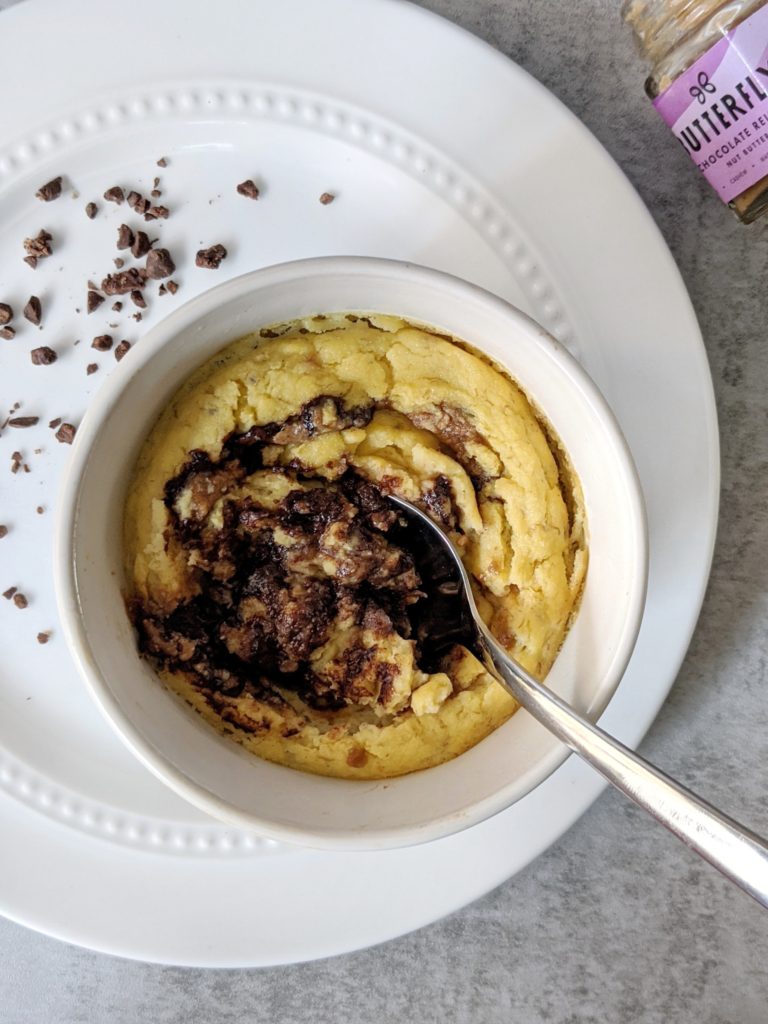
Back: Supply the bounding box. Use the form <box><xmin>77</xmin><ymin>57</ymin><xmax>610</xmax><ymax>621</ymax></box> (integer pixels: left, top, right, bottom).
<box><xmin>389</xmin><ymin>494</ymin><xmax>768</xmax><ymax>908</ymax></box>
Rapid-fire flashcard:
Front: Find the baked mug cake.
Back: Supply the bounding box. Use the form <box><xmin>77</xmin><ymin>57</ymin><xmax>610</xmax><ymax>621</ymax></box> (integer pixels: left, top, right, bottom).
<box><xmin>124</xmin><ymin>313</ymin><xmax>587</xmax><ymax>779</ymax></box>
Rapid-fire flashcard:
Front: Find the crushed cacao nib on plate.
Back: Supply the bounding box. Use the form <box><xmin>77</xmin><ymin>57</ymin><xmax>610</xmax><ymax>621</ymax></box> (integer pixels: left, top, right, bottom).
<box><xmin>85</xmin><ymin>202</ymin><xmax>98</xmax><ymax>219</ymax></box>
<box><xmin>145</xmin><ymin>248</ymin><xmax>175</xmax><ymax>279</ymax></box>
<box><xmin>144</xmin><ymin>205</ymin><xmax>169</xmax><ymax>221</ymax></box>
<box><xmin>0</xmin><ymin>303</ymin><xmax>13</xmax><ymax>325</ymax></box>
<box><xmin>3</xmin><ymin>587</ymin><xmax>17</xmax><ymax>600</ymax></box>
<box><xmin>319</xmin><ymin>191</ymin><xmax>336</xmax><ymax>204</ymax></box>
<box><xmin>236</xmin><ymin>179</ymin><xmax>260</xmax><ymax>199</ymax></box>
<box><xmin>130</xmin><ymin>289</ymin><xmax>147</xmax><ymax>309</ymax></box>
<box><xmin>36</xmin><ymin>177</ymin><xmax>63</xmax><ymax>202</ymax></box>
<box><xmin>87</xmin><ymin>290</ymin><xmax>104</xmax><ymax>313</ymax></box>
<box><xmin>0</xmin><ymin>525</ymin><xmax>7</xmax><ymax>539</ymax></box>
<box><xmin>103</xmin><ymin>186</ymin><xmax>125</xmax><ymax>204</ymax></box>
<box><xmin>129</xmin><ymin>194</ymin><xmax>150</xmax><ymax>216</ymax></box>
<box><xmin>195</xmin><ymin>244</ymin><xmax>227</xmax><ymax>269</ymax></box>
<box><xmin>23</xmin><ymin>229</ymin><xmax>53</xmax><ymax>267</ymax></box>
<box><xmin>116</xmin><ymin>224</ymin><xmax>134</xmax><ymax>250</ymax></box>
<box><xmin>114</xmin><ymin>340</ymin><xmax>131</xmax><ymax>361</ymax></box>
<box><xmin>0</xmin><ymin>327</ymin><xmax>16</xmax><ymax>340</ymax></box>
<box><xmin>91</xmin><ymin>334</ymin><xmax>112</xmax><ymax>351</ymax></box>
<box><xmin>23</xmin><ymin>296</ymin><xmax>42</xmax><ymax>325</ymax></box>
<box><xmin>102</xmin><ymin>268</ymin><xmax>146</xmax><ymax>295</ymax></box>
<box><xmin>37</xmin><ymin>631</ymin><xmax>51</xmax><ymax>644</ymax></box>
<box><xmin>30</xmin><ymin>346</ymin><xmax>57</xmax><ymax>365</ymax></box>
<box><xmin>8</xmin><ymin>416</ymin><xmax>39</xmax><ymax>428</ymax></box>
<box><xmin>55</xmin><ymin>422</ymin><xmax>77</xmax><ymax>444</ymax></box>
<box><xmin>86</xmin><ymin>363</ymin><xmax>98</xmax><ymax>375</ymax></box>
<box><xmin>131</xmin><ymin>230</ymin><xmax>151</xmax><ymax>259</ymax></box>
<box><xmin>12</xmin><ymin>593</ymin><xmax>28</xmax><ymax>609</ymax></box>
<box><xmin>48</xmin><ymin>417</ymin><xmax>61</xmax><ymax>429</ymax></box>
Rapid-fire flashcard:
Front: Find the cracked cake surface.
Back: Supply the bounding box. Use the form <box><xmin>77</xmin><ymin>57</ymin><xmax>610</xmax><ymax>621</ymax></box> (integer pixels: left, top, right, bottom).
<box><xmin>124</xmin><ymin>313</ymin><xmax>587</xmax><ymax>779</ymax></box>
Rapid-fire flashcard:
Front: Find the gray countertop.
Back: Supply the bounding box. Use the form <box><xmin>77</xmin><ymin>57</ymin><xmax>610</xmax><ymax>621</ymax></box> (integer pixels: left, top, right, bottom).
<box><xmin>1</xmin><ymin>0</ymin><xmax>767</xmax><ymax>1020</ymax></box>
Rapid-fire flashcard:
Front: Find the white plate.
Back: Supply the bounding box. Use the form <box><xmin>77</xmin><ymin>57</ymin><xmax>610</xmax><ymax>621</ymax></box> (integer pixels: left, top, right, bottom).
<box><xmin>0</xmin><ymin>0</ymin><xmax>718</xmax><ymax>967</ymax></box>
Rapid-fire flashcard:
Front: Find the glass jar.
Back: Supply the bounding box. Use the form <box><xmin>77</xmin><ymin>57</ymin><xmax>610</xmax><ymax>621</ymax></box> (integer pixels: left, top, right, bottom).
<box><xmin>623</xmin><ymin>0</ymin><xmax>768</xmax><ymax>223</ymax></box>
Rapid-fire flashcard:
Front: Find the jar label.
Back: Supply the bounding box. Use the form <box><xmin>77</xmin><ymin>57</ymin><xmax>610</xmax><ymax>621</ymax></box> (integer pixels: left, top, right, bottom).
<box><xmin>654</xmin><ymin>5</ymin><xmax>768</xmax><ymax>205</ymax></box>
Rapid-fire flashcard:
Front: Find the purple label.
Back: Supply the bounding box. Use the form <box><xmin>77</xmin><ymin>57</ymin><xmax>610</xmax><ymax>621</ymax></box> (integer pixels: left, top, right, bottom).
<box><xmin>653</xmin><ymin>5</ymin><xmax>768</xmax><ymax>204</ymax></box>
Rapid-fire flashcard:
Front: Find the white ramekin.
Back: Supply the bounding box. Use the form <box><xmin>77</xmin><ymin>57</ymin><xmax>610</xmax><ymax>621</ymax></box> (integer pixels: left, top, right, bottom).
<box><xmin>54</xmin><ymin>257</ymin><xmax>647</xmax><ymax>851</ymax></box>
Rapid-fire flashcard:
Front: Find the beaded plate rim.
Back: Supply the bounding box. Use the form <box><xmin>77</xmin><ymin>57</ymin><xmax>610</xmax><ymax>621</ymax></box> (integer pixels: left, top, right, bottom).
<box><xmin>0</xmin><ymin>79</ymin><xmax>578</xmax><ymax>858</ymax></box>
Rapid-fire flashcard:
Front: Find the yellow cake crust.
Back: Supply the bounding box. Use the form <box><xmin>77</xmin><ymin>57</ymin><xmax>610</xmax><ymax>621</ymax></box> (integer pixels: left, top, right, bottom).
<box><xmin>124</xmin><ymin>314</ymin><xmax>587</xmax><ymax>779</ymax></box>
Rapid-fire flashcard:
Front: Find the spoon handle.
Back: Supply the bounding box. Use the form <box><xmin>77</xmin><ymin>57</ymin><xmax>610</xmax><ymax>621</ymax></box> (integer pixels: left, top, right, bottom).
<box><xmin>479</xmin><ymin>630</ymin><xmax>768</xmax><ymax>909</ymax></box>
